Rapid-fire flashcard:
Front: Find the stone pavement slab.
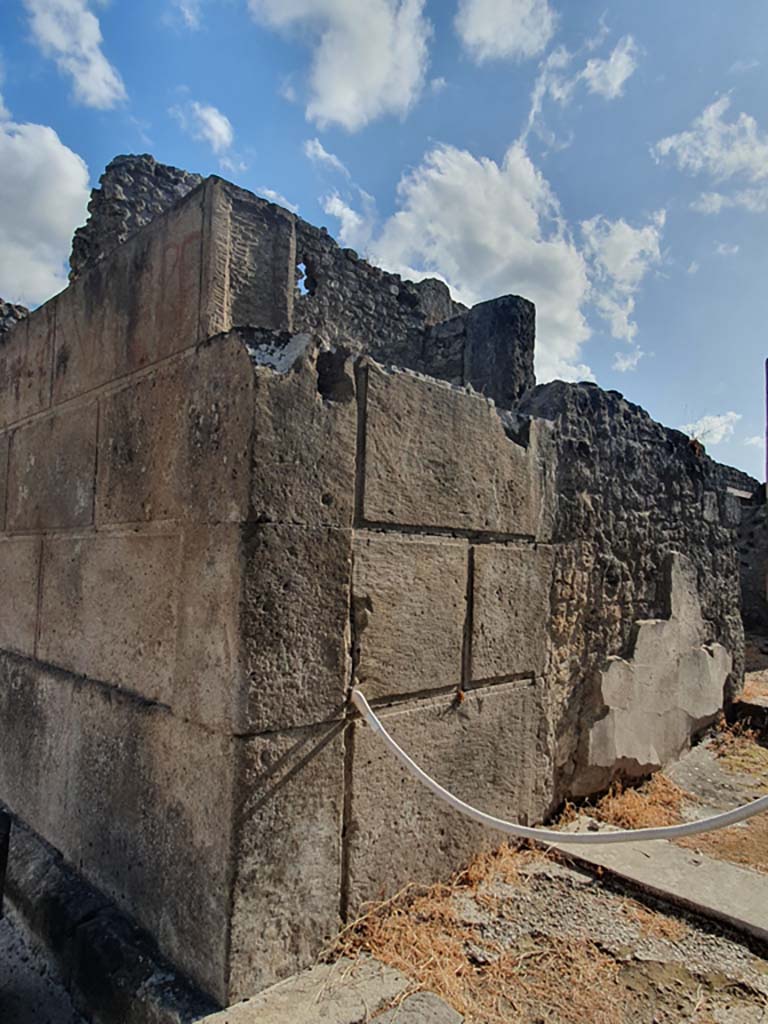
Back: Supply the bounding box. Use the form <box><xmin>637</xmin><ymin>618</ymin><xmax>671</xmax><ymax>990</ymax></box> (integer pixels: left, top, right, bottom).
<box><xmin>550</xmin><ymin>824</ymin><xmax>768</xmax><ymax>944</ymax></box>
<box><xmin>199</xmin><ymin>957</ymin><xmax>462</xmax><ymax>1023</ymax></box>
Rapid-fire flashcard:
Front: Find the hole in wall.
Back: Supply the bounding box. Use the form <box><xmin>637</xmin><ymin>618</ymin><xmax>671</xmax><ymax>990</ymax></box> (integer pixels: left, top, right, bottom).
<box><xmin>317</xmin><ymin>349</ymin><xmax>354</xmax><ymax>404</ymax></box>
<box><xmin>296</xmin><ymin>257</ymin><xmax>318</xmax><ymax>297</ymax></box>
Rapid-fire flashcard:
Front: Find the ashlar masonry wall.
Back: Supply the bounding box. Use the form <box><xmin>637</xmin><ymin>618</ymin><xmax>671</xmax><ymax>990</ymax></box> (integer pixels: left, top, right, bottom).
<box><xmin>0</xmin><ymin>177</ymin><xmax>557</xmax><ymax>1005</ymax></box>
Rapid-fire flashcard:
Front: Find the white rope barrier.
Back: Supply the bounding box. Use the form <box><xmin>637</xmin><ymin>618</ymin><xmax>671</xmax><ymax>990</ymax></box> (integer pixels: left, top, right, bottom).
<box><xmin>351</xmin><ymin>689</ymin><xmax>768</xmax><ymax>846</ymax></box>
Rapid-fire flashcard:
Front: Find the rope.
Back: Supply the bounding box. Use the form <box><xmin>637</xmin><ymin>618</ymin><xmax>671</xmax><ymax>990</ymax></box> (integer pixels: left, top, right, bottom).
<box><xmin>351</xmin><ymin>689</ymin><xmax>768</xmax><ymax>846</ymax></box>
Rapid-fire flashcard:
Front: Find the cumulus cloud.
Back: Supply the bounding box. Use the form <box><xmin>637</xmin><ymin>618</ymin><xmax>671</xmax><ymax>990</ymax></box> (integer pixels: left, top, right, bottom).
<box><xmin>744</xmin><ymin>435</ymin><xmax>764</xmax><ymax>448</ymax></box>
<box><xmin>248</xmin><ymin>0</ymin><xmax>432</xmax><ymax>131</ymax></box>
<box><xmin>304</xmin><ymin>137</ymin><xmax>350</xmax><ymax>177</ymax></box>
<box><xmin>0</xmin><ymin>119</ymin><xmax>89</xmax><ymax>306</ymax></box>
<box><xmin>687</xmin><ymin>260</ymin><xmax>699</xmax><ymax>274</ymax></box>
<box><xmin>322</xmin><ymin>190</ymin><xmax>376</xmax><ymax>252</ymax></box>
<box><xmin>581</xmin><ymin>210</ymin><xmax>665</xmax><ymax>344</ymax></box>
<box><xmin>581</xmin><ymin>35</ymin><xmax>638</xmax><ymax>99</ymax></box>
<box><xmin>680</xmin><ymin>411</ymin><xmax>741</xmax><ymax>445</ymax></box>
<box><xmin>654</xmin><ymin>96</ymin><xmax>768</xmax><ymax>184</ymax></box>
<box><xmin>613</xmin><ymin>349</ymin><xmax>644</xmax><ymax>373</ymax></box>
<box><xmin>455</xmin><ymin>0</ymin><xmax>556</xmax><ymax>63</ymax></box>
<box><xmin>23</xmin><ymin>0</ymin><xmax>126</xmax><ymax>109</ymax></box>
<box><xmin>259</xmin><ymin>187</ymin><xmax>299</xmax><ymax>213</ymax></box>
<box><xmin>171</xmin><ymin>100</ymin><xmax>241</xmax><ymax>170</ymax></box>
<box><xmin>328</xmin><ymin>142</ymin><xmax>592</xmax><ymax>382</ymax></box>
<box><xmin>170</xmin><ymin>0</ymin><xmax>201</xmax><ymax>29</ymax></box>
<box><xmin>715</xmin><ymin>241</ymin><xmax>739</xmax><ymax>256</ymax></box>
<box><xmin>692</xmin><ymin>187</ymin><xmax>768</xmax><ymax>215</ymax></box>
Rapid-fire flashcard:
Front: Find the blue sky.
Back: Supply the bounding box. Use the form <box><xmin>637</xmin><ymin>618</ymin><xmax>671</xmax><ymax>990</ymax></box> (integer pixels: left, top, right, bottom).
<box><xmin>1</xmin><ymin>0</ymin><xmax>766</xmax><ymax>478</ymax></box>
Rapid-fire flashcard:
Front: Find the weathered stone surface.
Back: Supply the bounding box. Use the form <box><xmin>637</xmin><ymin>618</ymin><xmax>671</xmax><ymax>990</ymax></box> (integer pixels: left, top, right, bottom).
<box><xmin>7</xmin><ymin>402</ymin><xmax>97</xmax><ymax>531</ymax></box>
<box><xmin>463</xmin><ymin>295</ymin><xmax>535</xmax><ymax>408</ymax></box>
<box><xmin>584</xmin><ymin>554</ymin><xmax>731</xmax><ymax>788</ymax></box>
<box><xmin>0</xmin><ymin>653</ymin><xmax>235</xmax><ymax>1001</ymax></box>
<box><xmin>37</xmin><ymin>530</ymin><xmax>179</xmax><ymax>705</ymax></box>
<box><xmin>346</xmin><ymin>681</ymin><xmax>552</xmax><ymax>912</ymax></box>
<box><xmin>736</xmin><ymin>497</ymin><xmax>768</xmax><ymax>631</ymax></box>
<box><xmin>0</xmin><ymin>432</ymin><xmax>8</xmax><ymax>531</ymax></box>
<box><xmin>97</xmin><ymin>335</ymin><xmax>254</xmax><ymax>525</ymax></box>
<box><xmin>204</xmin><ymin>958</ymin><xmax>416</xmax><ymax>1024</ymax></box>
<box><xmin>240</xmin><ymin>524</ymin><xmax>351</xmax><ymax>733</ymax></box>
<box><xmin>518</xmin><ymin>381</ymin><xmax>744</xmax><ymax>797</ymax></box>
<box><xmin>0</xmin><ymin>303</ymin><xmax>54</xmax><ymax>429</ymax></box>
<box><xmin>362</xmin><ymin>363</ymin><xmax>540</xmax><ymax>534</ymax></box>
<box><xmin>0</xmin><ymin>299</ymin><xmax>28</xmax><ymax>335</ymax></box>
<box><xmin>227</xmin><ymin>722</ymin><xmax>345</xmax><ymax>1000</ymax></box>
<box><xmin>471</xmin><ymin>543</ymin><xmax>554</xmax><ymax>682</ymax></box>
<box><xmin>174</xmin><ymin>525</ymin><xmax>243</xmax><ymax>731</ymax></box>
<box><xmin>352</xmin><ymin>532</ymin><xmax>467</xmax><ymax>699</ymax></box>
<box><xmin>54</xmin><ymin>190</ymin><xmax>204</xmax><ymax>404</ymax></box>
<box><xmin>69</xmin><ymin>154</ymin><xmax>203</xmax><ymax>280</ymax></box>
<box><xmin>0</xmin><ymin>538</ymin><xmax>40</xmax><ymax>656</ymax></box>
<box><xmin>249</xmin><ymin>340</ymin><xmax>358</xmax><ymax>527</ymax></box>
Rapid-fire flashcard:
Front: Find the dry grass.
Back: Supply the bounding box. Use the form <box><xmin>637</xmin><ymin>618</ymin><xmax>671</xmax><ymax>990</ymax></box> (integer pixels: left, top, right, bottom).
<box><xmin>619</xmin><ymin>898</ymin><xmax>689</xmax><ymax>942</ymax></box>
<box><xmin>680</xmin><ymin>814</ymin><xmax>768</xmax><ymax>875</ymax></box>
<box><xmin>587</xmin><ymin>774</ymin><xmax>689</xmax><ymax>830</ymax></box>
<box><xmin>741</xmin><ymin>672</ymin><xmax>768</xmax><ymax>704</ymax></box>
<box><xmin>330</xmin><ymin>845</ymin><xmax>640</xmax><ymax>1023</ymax></box>
<box><xmin>711</xmin><ymin>725</ymin><xmax>768</xmax><ymax>791</ymax></box>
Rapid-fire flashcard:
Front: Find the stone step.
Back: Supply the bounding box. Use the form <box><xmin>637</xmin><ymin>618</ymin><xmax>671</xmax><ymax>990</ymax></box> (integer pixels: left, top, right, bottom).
<box><xmin>199</xmin><ymin>957</ymin><xmax>462</xmax><ymax>1024</ymax></box>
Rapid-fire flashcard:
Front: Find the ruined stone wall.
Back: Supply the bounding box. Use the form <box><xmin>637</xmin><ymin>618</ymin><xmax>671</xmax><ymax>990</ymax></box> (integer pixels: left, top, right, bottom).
<box><xmin>518</xmin><ymin>382</ymin><xmax>743</xmax><ymax>795</ymax></box>
<box><xmin>737</xmin><ymin>496</ymin><xmax>768</xmax><ymax>632</ymax></box>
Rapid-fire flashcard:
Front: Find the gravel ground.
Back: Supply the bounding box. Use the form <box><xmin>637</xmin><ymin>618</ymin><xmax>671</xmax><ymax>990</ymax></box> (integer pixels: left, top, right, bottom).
<box><xmin>0</xmin><ymin>909</ymin><xmax>85</xmax><ymax>1024</ymax></box>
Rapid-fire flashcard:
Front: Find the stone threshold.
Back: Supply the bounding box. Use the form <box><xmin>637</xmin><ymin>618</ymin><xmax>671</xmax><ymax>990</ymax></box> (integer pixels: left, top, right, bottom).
<box><xmin>2</xmin><ymin>806</ymin><xmax>218</xmax><ymax>1024</ymax></box>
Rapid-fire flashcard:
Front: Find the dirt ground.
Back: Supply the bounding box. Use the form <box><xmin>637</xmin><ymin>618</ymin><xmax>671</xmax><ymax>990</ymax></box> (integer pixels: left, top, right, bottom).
<box><xmin>332</xmin><ymin>722</ymin><xmax>768</xmax><ymax>1023</ymax></box>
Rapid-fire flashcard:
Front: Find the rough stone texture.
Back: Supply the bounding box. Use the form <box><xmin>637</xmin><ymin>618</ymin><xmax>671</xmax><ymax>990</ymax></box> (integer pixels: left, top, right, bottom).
<box><xmin>249</xmin><ymin>336</ymin><xmax>358</xmax><ymax>528</ymax></box>
<box><xmin>362</xmin><ymin>363</ymin><xmax>543</xmax><ymax>536</ymax></box>
<box><xmin>69</xmin><ymin>154</ymin><xmax>203</xmax><ymax>280</ymax></box>
<box><xmin>0</xmin><ymin>537</ymin><xmax>40</xmax><ymax>656</ymax></box>
<box><xmin>240</xmin><ymin>524</ymin><xmax>352</xmax><ymax>733</ymax></box>
<box><xmin>55</xmin><ymin>187</ymin><xmax>204</xmax><ymax>404</ymax></box>
<box><xmin>97</xmin><ymin>334</ymin><xmax>254</xmax><ymax>526</ymax></box>
<box><xmin>202</xmin><ymin>957</ymin><xmax>463</xmax><ymax>1024</ymax></box>
<box><xmin>345</xmin><ymin>681</ymin><xmax>552</xmax><ymax>913</ymax></box>
<box><xmin>586</xmin><ymin>554</ymin><xmax>731</xmax><ymax>782</ymax></box>
<box><xmin>471</xmin><ymin>544</ymin><xmax>554</xmax><ymax>682</ymax></box>
<box><xmin>227</xmin><ymin>723</ymin><xmax>345</xmax><ymax>1000</ymax></box>
<box><xmin>0</xmin><ymin>431</ymin><xmax>8</xmax><ymax>531</ymax></box>
<box><xmin>0</xmin><ymin>298</ymin><xmax>29</xmax><ymax>335</ymax></box>
<box><xmin>7</xmin><ymin>401</ymin><xmax>97</xmax><ymax>531</ymax></box>
<box><xmin>352</xmin><ymin>532</ymin><xmax>467</xmax><ymax>699</ymax></box>
<box><xmin>736</xmin><ymin>496</ymin><xmax>768</xmax><ymax>630</ymax></box>
<box><xmin>0</xmin><ymin>653</ymin><xmax>235</xmax><ymax>1000</ymax></box>
<box><xmin>0</xmin><ymin>303</ymin><xmax>54</xmax><ymax>429</ymax></box>
<box><xmin>37</xmin><ymin>529</ymin><xmax>180</xmax><ymax>706</ymax></box>
<box><xmin>518</xmin><ymin>381</ymin><xmax>744</xmax><ymax>796</ymax></box>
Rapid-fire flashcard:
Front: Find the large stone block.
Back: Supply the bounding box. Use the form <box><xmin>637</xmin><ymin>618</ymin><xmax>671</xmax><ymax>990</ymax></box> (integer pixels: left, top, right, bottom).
<box><xmin>0</xmin><ymin>653</ymin><xmax>235</xmax><ymax>1001</ymax></box>
<box><xmin>52</xmin><ymin>191</ymin><xmax>204</xmax><ymax>404</ymax></box>
<box><xmin>0</xmin><ymin>537</ymin><xmax>41</xmax><ymax>656</ymax></box>
<box><xmin>200</xmin><ymin>179</ymin><xmax>295</xmax><ymax>340</ymax></box>
<box><xmin>345</xmin><ymin>681</ymin><xmax>552</xmax><ymax>912</ymax></box>
<box><xmin>471</xmin><ymin>544</ymin><xmax>555</xmax><ymax>682</ymax></box>
<box><xmin>0</xmin><ymin>303</ymin><xmax>54</xmax><ymax>429</ymax></box>
<box><xmin>97</xmin><ymin>335</ymin><xmax>254</xmax><ymax>525</ymax></box>
<box><xmin>37</xmin><ymin>529</ymin><xmax>180</xmax><ymax>705</ymax></box>
<box><xmin>240</xmin><ymin>524</ymin><xmax>351</xmax><ymax>732</ymax></box>
<box><xmin>174</xmin><ymin>525</ymin><xmax>244</xmax><ymax>730</ymax></box>
<box><xmin>7</xmin><ymin>402</ymin><xmax>97</xmax><ymax>531</ymax></box>
<box><xmin>362</xmin><ymin>363</ymin><xmax>540</xmax><ymax>535</ymax></box>
<box><xmin>0</xmin><ymin>432</ymin><xmax>8</xmax><ymax>530</ymax></box>
<box><xmin>352</xmin><ymin>532</ymin><xmax>467</xmax><ymax>699</ymax></box>
<box><xmin>250</xmin><ymin>344</ymin><xmax>358</xmax><ymax>528</ymax></box>
<box><xmin>227</xmin><ymin>721</ymin><xmax>345</xmax><ymax>1000</ymax></box>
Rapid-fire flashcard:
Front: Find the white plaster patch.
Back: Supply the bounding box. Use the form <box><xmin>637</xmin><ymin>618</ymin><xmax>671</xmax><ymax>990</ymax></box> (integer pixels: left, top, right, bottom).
<box><xmin>246</xmin><ymin>332</ymin><xmax>313</xmax><ymax>373</ymax></box>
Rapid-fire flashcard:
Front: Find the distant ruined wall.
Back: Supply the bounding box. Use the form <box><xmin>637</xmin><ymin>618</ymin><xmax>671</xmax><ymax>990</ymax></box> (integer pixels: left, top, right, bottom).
<box><xmin>0</xmin><ymin>167</ymin><xmax>742</xmax><ymax>1007</ymax></box>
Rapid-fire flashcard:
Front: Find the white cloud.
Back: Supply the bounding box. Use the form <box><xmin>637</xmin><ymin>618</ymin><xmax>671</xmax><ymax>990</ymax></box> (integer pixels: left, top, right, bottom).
<box><xmin>23</xmin><ymin>0</ymin><xmax>126</xmax><ymax>109</ymax></box>
<box><xmin>322</xmin><ymin>191</ymin><xmax>376</xmax><ymax>252</ymax></box>
<box><xmin>430</xmin><ymin>76</ymin><xmax>447</xmax><ymax>95</ymax></box>
<box><xmin>654</xmin><ymin>96</ymin><xmax>768</xmax><ymax>184</ymax></box>
<box><xmin>259</xmin><ymin>187</ymin><xmax>299</xmax><ymax>213</ymax></box>
<box><xmin>304</xmin><ymin>137</ymin><xmax>350</xmax><ymax>177</ymax></box>
<box><xmin>248</xmin><ymin>0</ymin><xmax>432</xmax><ymax>131</ymax></box>
<box><xmin>744</xmin><ymin>435</ymin><xmax>764</xmax><ymax>448</ymax></box>
<box><xmin>581</xmin><ymin>210</ymin><xmax>665</xmax><ymax>343</ymax></box>
<box><xmin>687</xmin><ymin>260</ymin><xmax>699</xmax><ymax>275</ymax></box>
<box><xmin>613</xmin><ymin>349</ymin><xmax>644</xmax><ymax>372</ymax></box>
<box><xmin>455</xmin><ymin>0</ymin><xmax>556</xmax><ymax>63</ymax></box>
<box><xmin>680</xmin><ymin>411</ymin><xmax>741</xmax><ymax>445</ymax></box>
<box><xmin>170</xmin><ymin>0</ymin><xmax>201</xmax><ymax>29</ymax></box>
<box><xmin>581</xmin><ymin>35</ymin><xmax>638</xmax><ymax>99</ymax></box>
<box><xmin>329</xmin><ymin>141</ymin><xmax>593</xmax><ymax>382</ymax></box>
<box><xmin>0</xmin><ymin>119</ymin><xmax>89</xmax><ymax>306</ymax></box>
<box><xmin>715</xmin><ymin>241</ymin><xmax>739</xmax><ymax>256</ymax></box>
<box><xmin>729</xmin><ymin>58</ymin><xmax>759</xmax><ymax>75</ymax></box>
<box><xmin>171</xmin><ymin>100</ymin><xmax>239</xmax><ymax>169</ymax></box>
<box><xmin>692</xmin><ymin>186</ymin><xmax>768</xmax><ymax>215</ymax></box>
